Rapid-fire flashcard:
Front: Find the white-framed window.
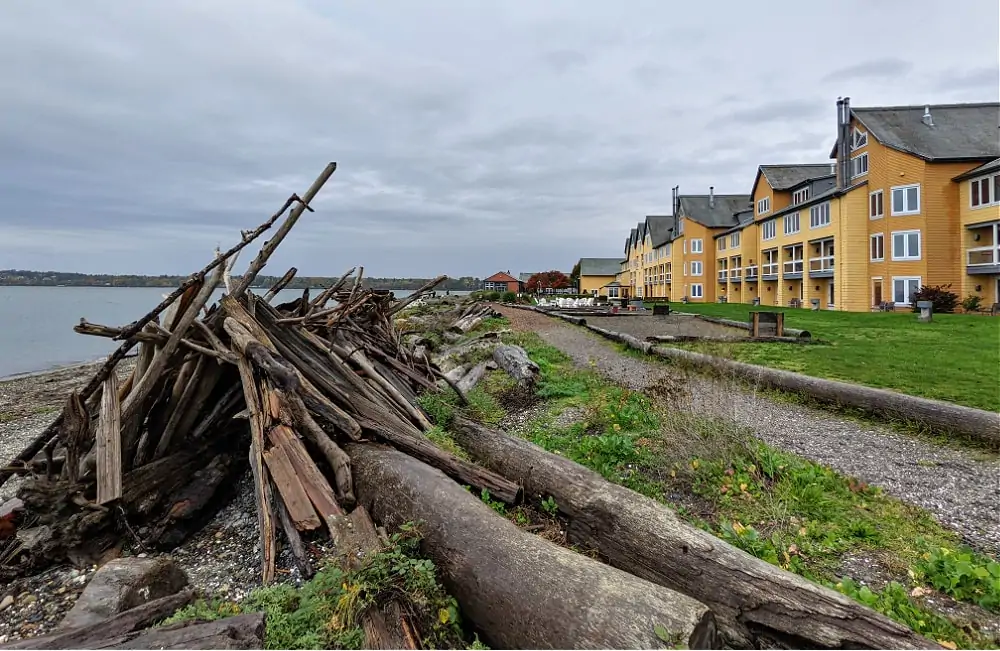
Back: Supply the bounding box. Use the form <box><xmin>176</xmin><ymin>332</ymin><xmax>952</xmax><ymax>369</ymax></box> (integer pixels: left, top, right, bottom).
<box><xmin>690</xmin><ymin>283</ymin><xmax>704</xmax><ymax>298</ymax></box>
<box><xmin>730</xmin><ymin>232</ymin><xmax>740</xmax><ymax>248</ymax></box>
<box><xmin>870</xmin><ymin>233</ymin><xmax>884</xmax><ymax>261</ymax></box>
<box><xmin>869</xmin><ymin>190</ymin><xmax>884</xmax><ymax>219</ymax></box>
<box><xmin>607</xmin><ymin>286</ymin><xmax>619</xmax><ymax>298</ymax></box>
<box><xmin>809</xmin><ymin>202</ymin><xmax>832</xmax><ymax>228</ymax></box>
<box><xmin>683</xmin><ymin>262</ymin><xmax>688</xmax><ymax>276</ymax></box>
<box><xmin>970</xmin><ymin>173</ymin><xmax>1000</xmax><ymax>208</ymax></box>
<box><xmin>683</xmin><ymin>239</ymin><xmax>687</xmax><ymax>254</ymax></box>
<box><xmin>891</xmin><ymin>184</ymin><xmax>920</xmax><ymax>216</ymax></box>
<box><xmin>717</xmin><ymin>238</ymin><xmax>726</xmax><ymax>251</ymax></box>
<box><xmin>851</xmin><ymin>127</ymin><xmax>868</xmax><ymax>151</ymax></box>
<box><xmin>665</xmin><ymin>243</ymin><xmax>671</xmax><ymax>257</ymax></box>
<box><xmin>783</xmin><ymin>212</ymin><xmax>800</xmax><ymax>235</ymax></box>
<box><xmin>850</xmin><ymin>153</ymin><xmax>869</xmax><ymax>178</ymax></box>
<box><xmin>691</xmin><ymin>238</ymin><xmax>703</xmax><ymax>253</ymax></box>
<box><xmin>792</xmin><ymin>187</ymin><xmax>810</xmax><ymax>205</ymax></box>
<box><xmin>892</xmin><ymin>276</ymin><xmax>921</xmax><ymax>306</ymax></box>
<box><xmin>891</xmin><ymin>230</ymin><xmax>921</xmax><ymax>261</ymax></box>
<box><xmin>691</xmin><ymin>261</ymin><xmax>703</xmax><ymax>276</ymax></box>
<box><xmin>757</xmin><ymin>196</ymin><xmax>771</xmax><ymax>215</ymax></box>
<box><xmin>761</xmin><ymin>220</ymin><xmax>777</xmax><ymax>240</ymax></box>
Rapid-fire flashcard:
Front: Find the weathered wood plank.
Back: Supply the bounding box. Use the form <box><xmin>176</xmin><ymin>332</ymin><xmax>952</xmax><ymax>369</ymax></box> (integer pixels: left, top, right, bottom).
<box><xmin>268</xmin><ymin>425</ymin><xmax>341</xmax><ymax>521</ymax></box>
<box><xmin>263</xmin><ymin>442</ymin><xmax>321</xmax><ymax>531</ymax></box>
<box><xmin>96</xmin><ymin>373</ymin><xmax>122</xmax><ymax>505</ymax></box>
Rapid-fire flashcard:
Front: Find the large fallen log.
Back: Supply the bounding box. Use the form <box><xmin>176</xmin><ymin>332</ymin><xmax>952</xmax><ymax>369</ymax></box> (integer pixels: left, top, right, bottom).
<box><xmin>491</xmin><ymin>344</ymin><xmax>539</xmax><ymax>390</ymax></box>
<box><xmin>449</xmin><ymin>416</ymin><xmax>940</xmax><ymax>650</ymax></box>
<box><xmin>347</xmin><ymin>443</ymin><xmax>720</xmax><ymax>650</ymax></box>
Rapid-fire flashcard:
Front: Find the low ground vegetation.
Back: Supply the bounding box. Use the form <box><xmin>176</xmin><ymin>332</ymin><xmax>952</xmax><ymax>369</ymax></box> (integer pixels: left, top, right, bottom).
<box><xmin>645</xmin><ymin>302</ymin><xmax>1000</xmax><ymax>411</ymax></box>
<box><xmin>422</xmin><ymin>314</ymin><xmax>1000</xmax><ymax>649</ymax></box>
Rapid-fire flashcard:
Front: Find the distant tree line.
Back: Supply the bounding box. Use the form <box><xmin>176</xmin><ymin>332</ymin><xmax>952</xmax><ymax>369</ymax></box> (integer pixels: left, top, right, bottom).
<box><xmin>0</xmin><ymin>269</ymin><xmax>482</xmax><ymax>291</ymax></box>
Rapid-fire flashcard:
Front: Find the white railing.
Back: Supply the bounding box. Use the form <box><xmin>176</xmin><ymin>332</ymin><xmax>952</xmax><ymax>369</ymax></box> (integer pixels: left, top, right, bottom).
<box><xmin>809</xmin><ymin>255</ymin><xmax>835</xmax><ymax>272</ymax></box>
<box><xmin>762</xmin><ymin>263</ymin><xmax>779</xmax><ymax>276</ymax></box>
<box><xmin>745</xmin><ymin>265</ymin><xmax>758</xmax><ymax>279</ymax></box>
<box><xmin>664</xmin><ymin>273</ymin><xmax>672</xmax><ymax>282</ymax></box>
<box><xmin>718</xmin><ymin>271</ymin><xmax>728</xmax><ymax>282</ymax></box>
<box><xmin>783</xmin><ymin>260</ymin><xmax>804</xmax><ymax>274</ymax></box>
<box><xmin>967</xmin><ymin>246</ymin><xmax>998</xmax><ymax>265</ymax></box>
<box><xmin>730</xmin><ymin>268</ymin><xmax>742</xmax><ymax>280</ymax></box>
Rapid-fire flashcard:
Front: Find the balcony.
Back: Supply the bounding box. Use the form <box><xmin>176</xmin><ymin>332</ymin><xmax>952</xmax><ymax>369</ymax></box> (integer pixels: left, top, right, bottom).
<box><xmin>729</xmin><ymin>268</ymin><xmax>742</xmax><ymax>283</ymax></box>
<box><xmin>783</xmin><ymin>260</ymin><xmax>804</xmax><ymax>279</ymax></box>
<box><xmin>745</xmin><ymin>265</ymin><xmax>758</xmax><ymax>281</ymax></box>
<box><xmin>718</xmin><ymin>271</ymin><xmax>728</xmax><ymax>283</ymax></box>
<box><xmin>808</xmin><ymin>255</ymin><xmax>835</xmax><ymax>278</ymax></box>
<box><xmin>664</xmin><ymin>273</ymin><xmax>672</xmax><ymax>283</ymax></box>
<box><xmin>967</xmin><ymin>246</ymin><xmax>1000</xmax><ymax>275</ymax></box>
<box><xmin>761</xmin><ymin>263</ymin><xmax>779</xmax><ymax>281</ymax></box>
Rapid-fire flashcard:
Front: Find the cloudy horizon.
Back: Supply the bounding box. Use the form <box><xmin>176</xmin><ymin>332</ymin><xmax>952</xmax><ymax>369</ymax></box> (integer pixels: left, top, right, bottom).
<box><xmin>1</xmin><ymin>0</ymin><xmax>997</xmax><ymax>278</ymax></box>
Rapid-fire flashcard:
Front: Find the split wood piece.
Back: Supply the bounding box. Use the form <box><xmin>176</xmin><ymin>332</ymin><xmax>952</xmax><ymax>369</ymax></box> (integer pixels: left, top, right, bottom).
<box><xmin>231</xmin><ymin>162</ymin><xmax>337</xmax><ymax>298</ymax></box>
<box><xmin>96</xmin><ymin>373</ymin><xmax>122</xmax><ymax>505</ymax></box>
<box><xmin>387</xmin><ymin>275</ymin><xmax>448</xmax><ymax>316</ymax></box>
<box><xmin>347</xmin><ymin>443</ymin><xmax>720</xmax><ymax>650</ymax></box>
<box><xmin>162</xmin><ymin>361</ymin><xmax>225</xmax><ymax>455</ymax></box>
<box><xmin>268</xmin><ymin>423</ymin><xmax>342</xmax><ymax>520</ymax></box>
<box><xmin>330</xmin><ymin>341</ymin><xmax>432</xmax><ymax>431</ymax></box>
<box><xmin>449</xmin><ymin>416</ymin><xmax>940</xmax><ymax>650</ymax></box>
<box><xmin>448</xmin><ymin>306</ymin><xmax>495</xmax><ymax>334</ymax></box>
<box><xmin>263</xmin><ymin>441</ymin><xmax>321</xmax><ymax>531</ymax></box>
<box><xmin>58</xmin><ymin>392</ymin><xmax>89</xmax><ymax>483</ymax></box>
<box><xmin>273</xmin><ymin>390</ymin><xmax>355</xmax><ymax>509</ymax></box>
<box><xmin>491</xmin><ymin>344</ymin><xmax>539</xmax><ymax>390</ymax></box>
<box><xmin>0</xmin><ymin>588</ymin><xmax>197</xmax><ymax>650</ymax></box>
<box><xmin>264</xmin><ymin>267</ymin><xmax>298</xmax><ymax>303</ymax></box>
<box><xmin>274</xmin><ymin>491</ymin><xmax>314</xmax><ymax>578</ymax></box>
<box><xmin>226</xmin><ymin>319</ymin><xmax>278</xmax><ymax>584</ymax></box>
<box><xmin>149</xmin><ymin>454</ymin><xmax>237</xmax><ymax>548</ymax></box>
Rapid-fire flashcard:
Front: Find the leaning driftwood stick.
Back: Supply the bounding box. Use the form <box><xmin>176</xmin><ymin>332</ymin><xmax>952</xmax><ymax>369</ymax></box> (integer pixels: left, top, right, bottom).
<box><xmin>449</xmin><ymin>416</ymin><xmax>939</xmax><ymax>650</ymax></box>
<box><xmin>95</xmin><ymin>373</ymin><xmax>122</xmax><ymax>505</ymax></box>
<box><xmin>388</xmin><ymin>274</ymin><xmax>448</xmax><ymax>315</ymax></box>
<box><xmin>274</xmin><ymin>490</ymin><xmax>314</xmax><ymax>578</ymax></box>
<box><xmin>231</xmin><ymin>162</ymin><xmax>337</xmax><ymax>298</ymax></box>
<box><xmin>264</xmin><ymin>266</ymin><xmax>298</xmax><ymax>303</ymax></box>
<box><xmin>349</xmin><ymin>443</ymin><xmax>719</xmax><ymax>650</ymax></box>
<box><xmin>332</xmin><ymin>342</ymin><xmax>432</xmax><ymax>431</ymax></box>
<box><xmin>308</xmin><ymin>266</ymin><xmax>356</xmax><ymax>310</ymax></box>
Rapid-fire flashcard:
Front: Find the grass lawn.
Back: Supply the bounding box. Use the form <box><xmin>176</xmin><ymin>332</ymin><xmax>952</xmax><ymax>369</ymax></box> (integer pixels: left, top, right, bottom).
<box><xmin>647</xmin><ymin>302</ymin><xmax>1000</xmax><ymax>412</ymax></box>
<box><xmin>422</xmin><ymin>319</ymin><xmax>1000</xmax><ymax>649</ymax></box>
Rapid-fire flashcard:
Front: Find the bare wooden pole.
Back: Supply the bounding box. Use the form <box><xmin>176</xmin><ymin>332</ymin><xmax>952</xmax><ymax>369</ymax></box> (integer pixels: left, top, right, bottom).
<box><xmin>231</xmin><ymin>162</ymin><xmax>338</xmax><ymax>298</ymax></box>
<box><xmin>388</xmin><ymin>275</ymin><xmax>448</xmax><ymax>315</ymax></box>
<box><xmin>96</xmin><ymin>373</ymin><xmax>122</xmax><ymax>505</ymax></box>
<box><xmin>263</xmin><ymin>267</ymin><xmax>298</xmax><ymax>303</ymax></box>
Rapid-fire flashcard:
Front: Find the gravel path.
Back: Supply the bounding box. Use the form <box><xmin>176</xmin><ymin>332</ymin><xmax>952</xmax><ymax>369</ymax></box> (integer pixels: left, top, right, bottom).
<box><xmin>497</xmin><ymin>306</ymin><xmax>1000</xmax><ymax>557</ymax></box>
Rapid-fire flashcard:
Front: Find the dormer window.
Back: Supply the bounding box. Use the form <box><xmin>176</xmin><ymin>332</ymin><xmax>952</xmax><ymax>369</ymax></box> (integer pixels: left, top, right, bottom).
<box><xmin>757</xmin><ymin>196</ymin><xmax>771</xmax><ymax>215</ymax></box>
<box><xmin>792</xmin><ymin>187</ymin><xmax>810</xmax><ymax>205</ymax></box>
<box><xmin>851</xmin><ymin>127</ymin><xmax>868</xmax><ymax>151</ymax></box>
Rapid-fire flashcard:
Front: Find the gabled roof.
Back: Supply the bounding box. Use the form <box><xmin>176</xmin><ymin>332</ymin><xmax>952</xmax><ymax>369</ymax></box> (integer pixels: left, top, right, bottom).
<box><xmin>752</xmin><ymin>164</ymin><xmax>836</xmax><ymax>198</ymax></box>
<box><xmin>645</xmin><ymin>215</ymin><xmax>675</xmax><ymax>248</ymax></box>
<box><xmin>578</xmin><ymin>258</ymin><xmax>622</xmax><ymax>276</ymax></box>
<box><xmin>714</xmin><ymin>209</ymin><xmax>756</xmax><ymax>238</ymax></box>
<box><xmin>677</xmin><ymin>194</ymin><xmax>751</xmax><ymax>228</ymax></box>
<box><xmin>953</xmin><ymin>158</ymin><xmax>1000</xmax><ymax>181</ymax></box>
<box><xmin>485</xmin><ymin>271</ymin><xmax>519</xmax><ymax>283</ymax></box>
<box><xmin>766</xmin><ymin>179</ymin><xmax>869</xmax><ymax>221</ymax></box>
<box><xmin>833</xmin><ymin>102</ymin><xmax>1000</xmax><ymax>161</ymax></box>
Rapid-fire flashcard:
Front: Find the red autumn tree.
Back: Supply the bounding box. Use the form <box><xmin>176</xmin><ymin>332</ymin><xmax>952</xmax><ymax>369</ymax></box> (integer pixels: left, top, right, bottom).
<box><xmin>526</xmin><ymin>270</ymin><xmax>570</xmax><ymax>292</ymax></box>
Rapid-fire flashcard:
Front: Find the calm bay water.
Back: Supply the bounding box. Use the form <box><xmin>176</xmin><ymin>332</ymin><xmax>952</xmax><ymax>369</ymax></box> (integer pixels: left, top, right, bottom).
<box><xmin>0</xmin><ymin>286</ymin><xmax>463</xmax><ymax>378</ymax></box>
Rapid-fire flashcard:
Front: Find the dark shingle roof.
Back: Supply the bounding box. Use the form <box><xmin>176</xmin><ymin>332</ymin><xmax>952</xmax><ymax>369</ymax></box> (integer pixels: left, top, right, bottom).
<box><xmin>578</xmin><ymin>258</ymin><xmax>622</xmax><ymax>276</ymax></box>
<box><xmin>677</xmin><ymin>194</ymin><xmax>751</xmax><ymax>228</ymax></box>
<box><xmin>645</xmin><ymin>215</ymin><xmax>675</xmax><ymax>248</ymax></box>
<box><xmin>518</xmin><ymin>273</ymin><xmax>535</xmax><ymax>283</ymax></box>
<box><xmin>760</xmin><ymin>164</ymin><xmax>836</xmax><ymax>190</ymax></box>
<box><xmin>715</xmin><ymin>209</ymin><xmax>756</xmax><ymax>238</ymax></box>
<box><xmin>850</xmin><ymin>103</ymin><xmax>1000</xmax><ymax>161</ymax></box>
<box><xmin>953</xmin><ymin>158</ymin><xmax>1000</xmax><ymax>181</ymax></box>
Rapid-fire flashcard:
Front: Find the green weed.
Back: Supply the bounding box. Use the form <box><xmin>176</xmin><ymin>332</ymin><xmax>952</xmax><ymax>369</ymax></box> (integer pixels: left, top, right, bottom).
<box><xmin>915</xmin><ymin>546</ymin><xmax>1000</xmax><ymax>612</ymax></box>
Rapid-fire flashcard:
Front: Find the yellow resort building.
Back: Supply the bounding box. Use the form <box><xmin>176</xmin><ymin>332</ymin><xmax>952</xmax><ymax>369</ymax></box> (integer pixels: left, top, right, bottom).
<box><xmin>614</xmin><ymin>98</ymin><xmax>1000</xmax><ymax>311</ymax></box>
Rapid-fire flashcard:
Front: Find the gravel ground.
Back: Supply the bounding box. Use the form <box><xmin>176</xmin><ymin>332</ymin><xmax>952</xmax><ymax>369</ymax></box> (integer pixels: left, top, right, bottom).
<box><xmin>583</xmin><ymin>312</ymin><xmax>747</xmax><ymax>339</ymax></box>
<box><xmin>497</xmin><ymin>306</ymin><xmax>1000</xmax><ymax>557</ymax></box>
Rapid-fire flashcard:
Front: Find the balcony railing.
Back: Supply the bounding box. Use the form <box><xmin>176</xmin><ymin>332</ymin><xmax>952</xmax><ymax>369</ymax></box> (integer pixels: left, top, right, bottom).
<box><xmin>808</xmin><ymin>255</ymin><xmax>835</xmax><ymax>272</ymax></box>
<box><xmin>761</xmin><ymin>263</ymin><xmax>779</xmax><ymax>276</ymax></box>
<box><xmin>664</xmin><ymin>273</ymin><xmax>672</xmax><ymax>282</ymax></box>
<box><xmin>718</xmin><ymin>271</ymin><xmax>728</xmax><ymax>282</ymax></box>
<box><xmin>967</xmin><ymin>246</ymin><xmax>998</xmax><ymax>265</ymax></box>
<box><xmin>729</xmin><ymin>268</ymin><xmax>742</xmax><ymax>280</ymax></box>
<box><xmin>783</xmin><ymin>260</ymin><xmax>804</xmax><ymax>274</ymax></box>
<box><xmin>745</xmin><ymin>265</ymin><xmax>758</xmax><ymax>279</ymax></box>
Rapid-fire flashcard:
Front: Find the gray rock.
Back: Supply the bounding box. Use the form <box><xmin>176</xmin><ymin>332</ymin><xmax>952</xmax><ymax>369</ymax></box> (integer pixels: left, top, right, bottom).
<box><xmin>0</xmin><ymin>595</ymin><xmax>13</xmax><ymax>611</ymax></box>
<box><xmin>58</xmin><ymin>557</ymin><xmax>188</xmax><ymax>630</ymax></box>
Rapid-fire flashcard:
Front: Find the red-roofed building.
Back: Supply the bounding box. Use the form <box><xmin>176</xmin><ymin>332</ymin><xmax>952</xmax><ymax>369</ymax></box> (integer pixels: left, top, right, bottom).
<box><xmin>483</xmin><ymin>271</ymin><xmax>521</xmax><ymax>293</ymax></box>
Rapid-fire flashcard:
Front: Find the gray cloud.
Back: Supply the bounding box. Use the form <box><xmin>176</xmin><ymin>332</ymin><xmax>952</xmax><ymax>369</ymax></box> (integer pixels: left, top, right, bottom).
<box><xmin>822</xmin><ymin>57</ymin><xmax>914</xmax><ymax>83</ymax></box>
<box><xmin>0</xmin><ymin>0</ymin><xmax>995</xmax><ymax>277</ymax></box>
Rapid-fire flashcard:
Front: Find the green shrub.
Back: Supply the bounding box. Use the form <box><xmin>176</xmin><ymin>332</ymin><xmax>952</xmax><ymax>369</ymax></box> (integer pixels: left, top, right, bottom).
<box><xmin>910</xmin><ymin>284</ymin><xmax>959</xmax><ymax>313</ymax></box>
<box><xmin>915</xmin><ymin>546</ymin><xmax>1000</xmax><ymax>612</ymax></box>
<box><xmin>500</xmin><ymin>291</ymin><xmax>517</xmax><ymax>303</ymax></box>
<box><xmin>961</xmin><ymin>294</ymin><xmax>983</xmax><ymax>312</ymax></box>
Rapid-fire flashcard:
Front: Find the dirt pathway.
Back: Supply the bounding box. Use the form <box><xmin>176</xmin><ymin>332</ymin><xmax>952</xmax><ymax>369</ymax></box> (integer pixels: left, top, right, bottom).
<box><xmin>496</xmin><ymin>305</ymin><xmax>1000</xmax><ymax>556</ymax></box>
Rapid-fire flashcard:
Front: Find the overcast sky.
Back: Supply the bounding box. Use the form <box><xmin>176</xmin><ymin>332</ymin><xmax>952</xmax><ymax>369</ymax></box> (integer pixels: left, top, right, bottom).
<box><xmin>1</xmin><ymin>1</ymin><xmax>997</xmax><ymax>278</ymax></box>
